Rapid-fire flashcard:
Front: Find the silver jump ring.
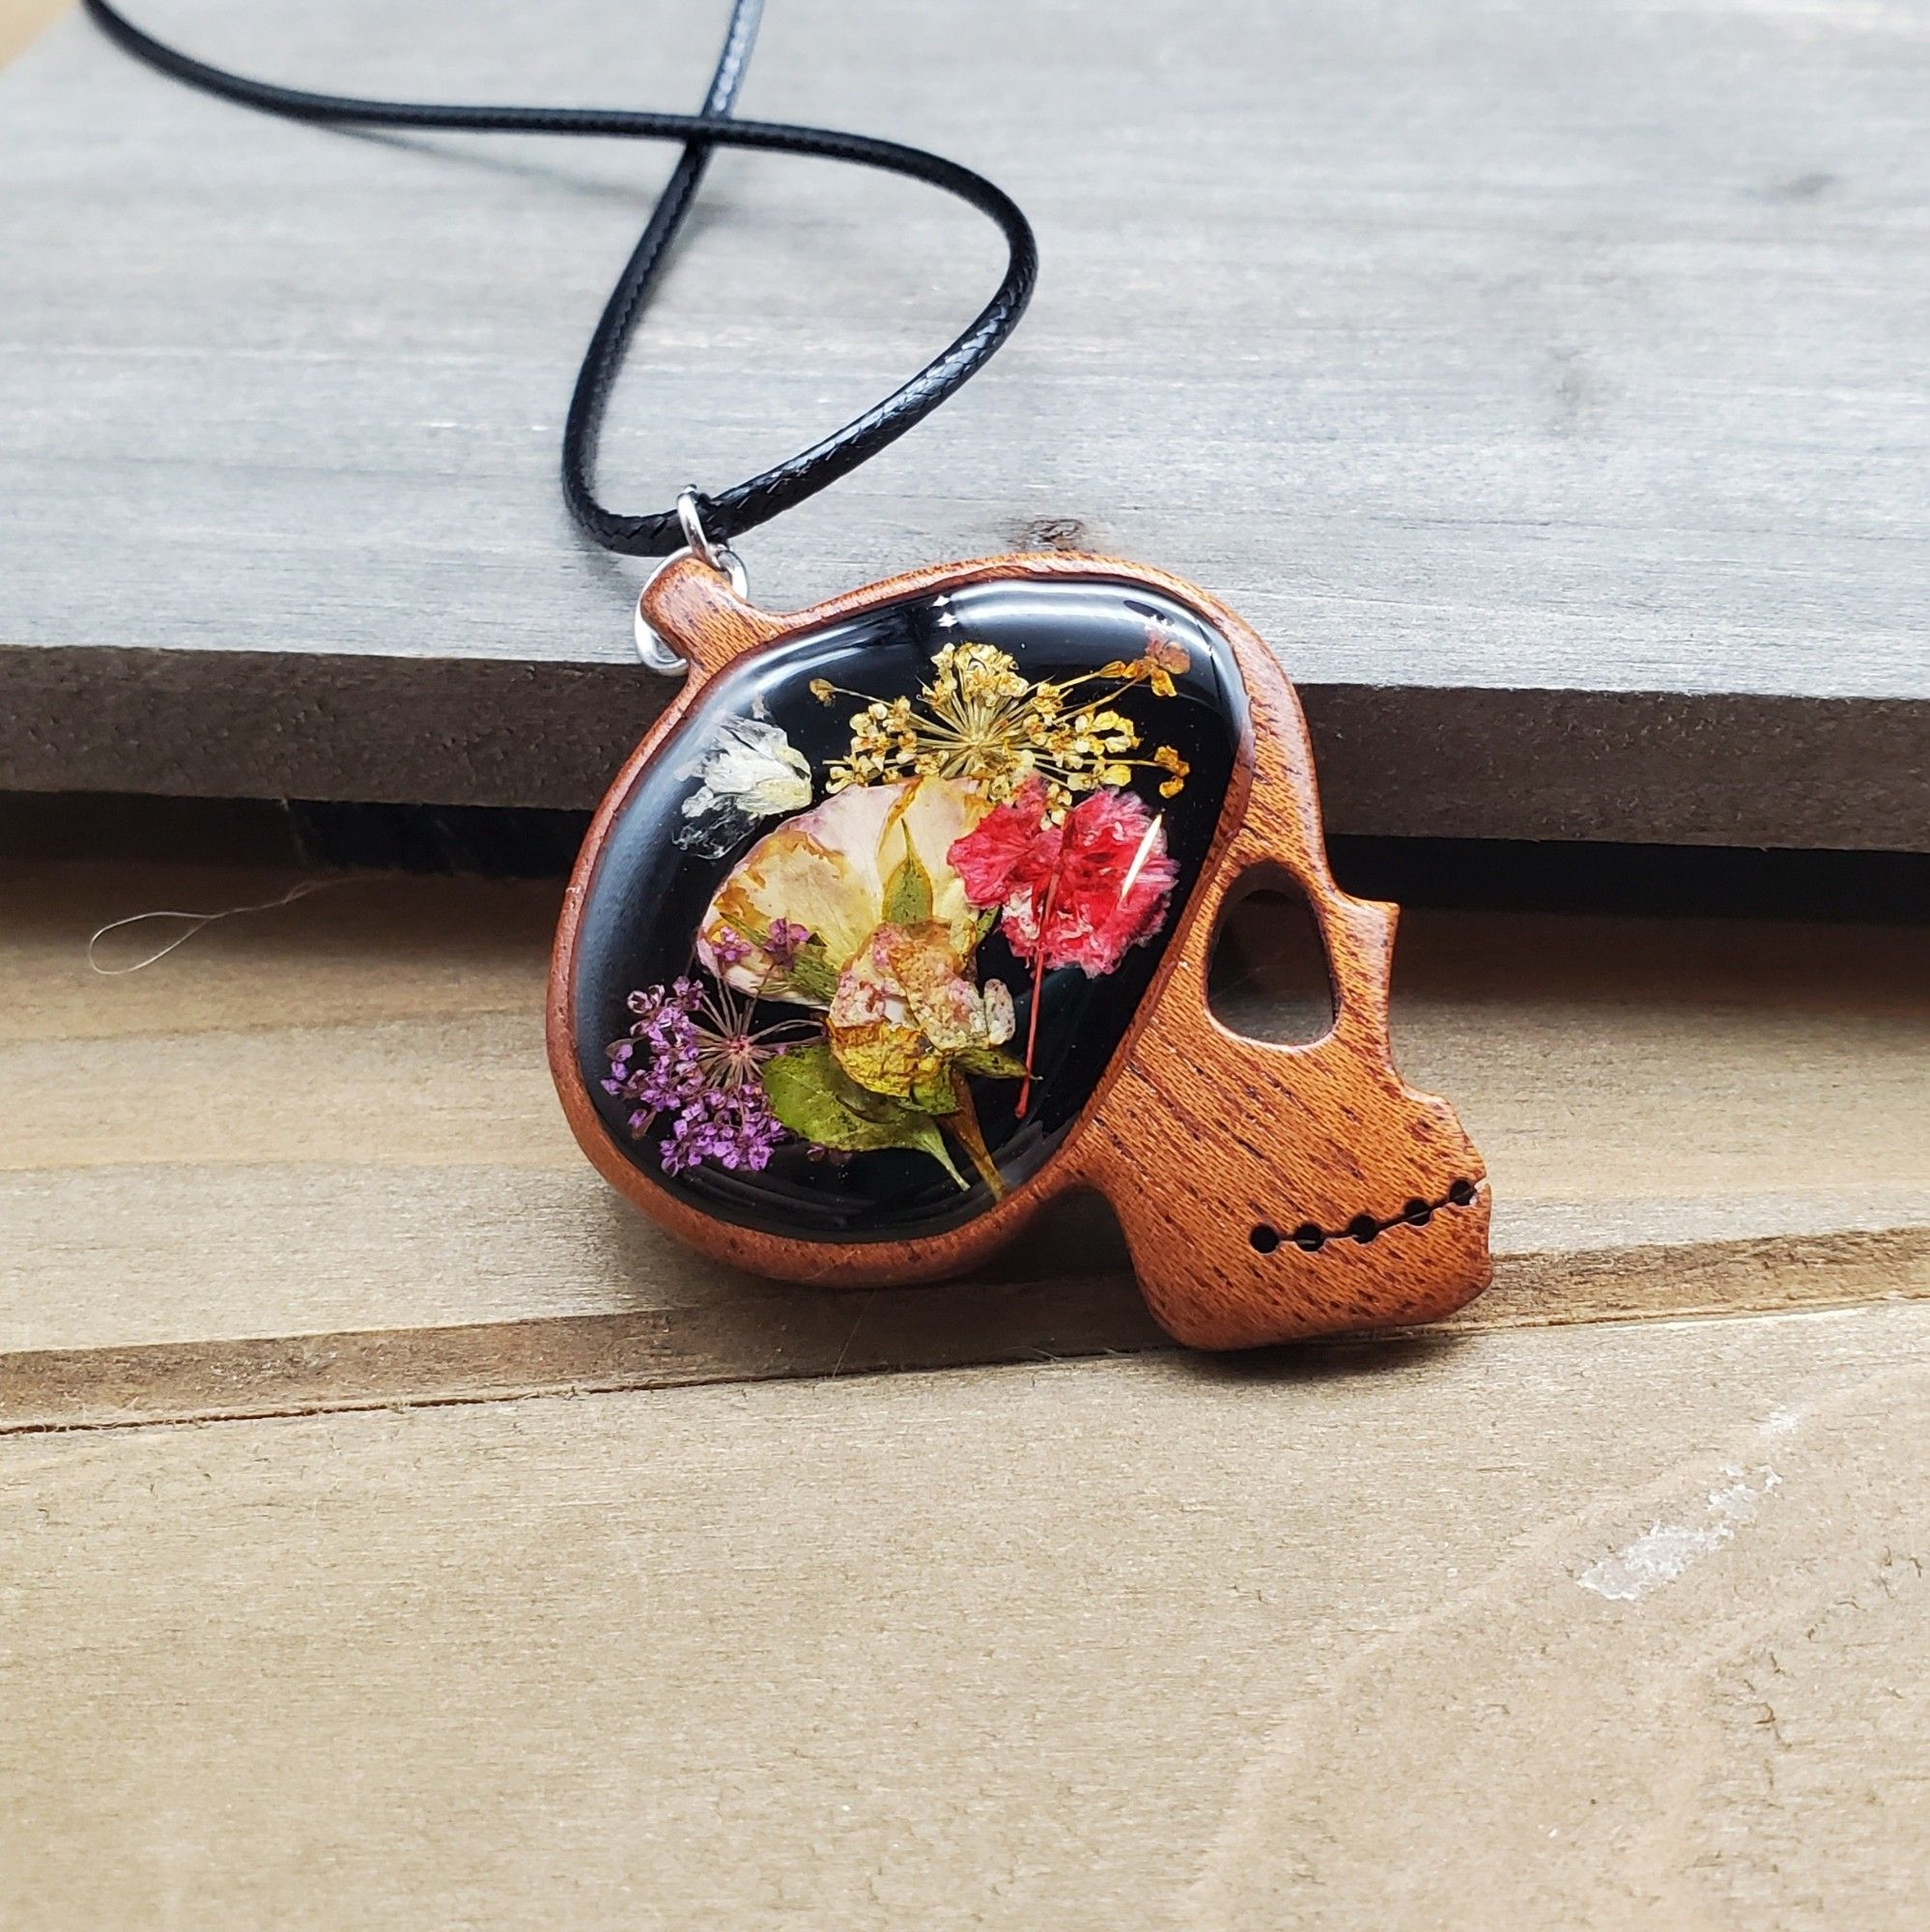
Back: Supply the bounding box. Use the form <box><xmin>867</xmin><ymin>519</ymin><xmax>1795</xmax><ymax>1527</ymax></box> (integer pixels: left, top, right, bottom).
<box><xmin>675</xmin><ymin>486</ymin><xmax>727</xmax><ymax>572</ymax></box>
<box><xmin>634</xmin><ymin>543</ymin><xmax>750</xmax><ymax>675</ymax></box>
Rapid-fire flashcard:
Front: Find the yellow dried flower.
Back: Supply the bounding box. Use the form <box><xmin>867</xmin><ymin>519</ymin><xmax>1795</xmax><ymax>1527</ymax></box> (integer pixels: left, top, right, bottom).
<box><xmin>1097</xmin><ymin>627</ymin><xmax>1191</xmax><ymax>699</ymax></box>
<box><xmin>816</xmin><ymin>633</ymin><xmax>1190</xmax><ymax>810</ymax></box>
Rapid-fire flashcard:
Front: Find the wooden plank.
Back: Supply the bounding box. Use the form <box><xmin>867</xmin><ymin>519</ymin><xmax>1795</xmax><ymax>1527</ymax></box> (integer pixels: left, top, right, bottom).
<box><xmin>6</xmin><ymin>1306</ymin><xmax>1930</xmax><ymax>1927</ymax></box>
<box><xmin>7</xmin><ymin>645</ymin><xmax>1924</xmax><ymax>850</ymax></box>
<box><xmin>7</xmin><ymin>1227</ymin><xmax>1924</xmax><ymax>1434</ymax></box>
<box><xmin>7</xmin><ymin>646</ymin><xmax>1925</xmax><ymax>852</ymax></box>
<box><xmin>0</xmin><ymin>0</ymin><xmax>65</xmax><ymax>64</ymax></box>
<box><xmin>2</xmin><ymin>857</ymin><xmax>1924</xmax><ymax>1424</ymax></box>
<box><xmin>3</xmin><ymin>0</ymin><xmax>1928</xmax><ymax>845</ymax></box>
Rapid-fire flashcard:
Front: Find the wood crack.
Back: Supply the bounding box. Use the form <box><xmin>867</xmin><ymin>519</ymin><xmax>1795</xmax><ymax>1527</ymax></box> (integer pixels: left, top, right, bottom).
<box><xmin>3</xmin><ymin>1225</ymin><xmax>1923</xmax><ymax>1438</ymax></box>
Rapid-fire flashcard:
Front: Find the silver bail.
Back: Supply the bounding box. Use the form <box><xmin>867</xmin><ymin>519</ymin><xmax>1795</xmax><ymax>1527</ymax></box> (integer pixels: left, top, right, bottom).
<box><xmin>634</xmin><ymin>488</ymin><xmax>749</xmax><ymax>675</ymax></box>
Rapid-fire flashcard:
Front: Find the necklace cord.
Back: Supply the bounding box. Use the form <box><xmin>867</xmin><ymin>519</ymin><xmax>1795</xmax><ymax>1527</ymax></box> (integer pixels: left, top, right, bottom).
<box><xmin>79</xmin><ymin>0</ymin><xmax>1038</xmax><ymax>555</ymax></box>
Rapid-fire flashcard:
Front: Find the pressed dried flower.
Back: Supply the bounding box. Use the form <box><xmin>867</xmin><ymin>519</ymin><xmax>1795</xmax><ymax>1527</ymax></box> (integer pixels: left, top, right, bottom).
<box><xmin>764</xmin><ymin>918</ymin><xmax>809</xmax><ymax>967</ymax></box>
<box><xmin>949</xmin><ymin>778</ymin><xmax>1178</xmax><ymax>980</ymax></box>
<box><xmin>949</xmin><ymin>776</ymin><xmax>1178</xmax><ymax>1117</ymax></box>
<box><xmin>659</xmin><ymin>1086</ymin><xmax>787</xmax><ymax>1176</ymax></box>
<box><xmin>691</xmin><ymin>775</ymin><xmax>1023</xmax><ymax>1184</ymax></box>
<box><xmin>812</xmin><ymin>638</ymin><xmax>1190</xmax><ymax>813</ymax></box>
<box><xmin>696</xmin><ymin>777</ymin><xmax>988</xmax><ymax>994</ymax></box>
<box><xmin>674</xmin><ymin>716</ymin><xmax>813</xmax><ymax>858</ymax></box>
<box><xmin>605</xmin><ymin>967</ymin><xmax>820</xmax><ymax>1176</ymax></box>
<box><xmin>828</xmin><ymin>919</ymin><xmax>1017</xmax><ymax>1105</ymax></box>
<box><xmin>1099</xmin><ymin>626</ymin><xmax>1191</xmax><ymax>698</ymax></box>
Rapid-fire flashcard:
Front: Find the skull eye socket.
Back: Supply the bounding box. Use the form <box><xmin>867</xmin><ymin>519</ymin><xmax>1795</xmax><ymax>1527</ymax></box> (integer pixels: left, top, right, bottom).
<box><xmin>1206</xmin><ymin>867</ymin><xmax>1336</xmax><ymax>1046</ymax></box>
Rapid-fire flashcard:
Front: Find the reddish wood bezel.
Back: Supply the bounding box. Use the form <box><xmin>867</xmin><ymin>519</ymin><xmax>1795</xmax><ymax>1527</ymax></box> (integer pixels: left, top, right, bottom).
<box><xmin>547</xmin><ymin>552</ymin><xmax>1491</xmax><ymax>1348</ymax></box>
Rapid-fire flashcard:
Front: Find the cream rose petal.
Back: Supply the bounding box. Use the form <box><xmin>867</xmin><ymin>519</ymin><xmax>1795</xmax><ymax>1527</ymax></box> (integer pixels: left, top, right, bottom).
<box><xmin>697</xmin><ymin>776</ymin><xmax>989</xmax><ymax>996</ymax></box>
<box><xmin>982</xmin><ymin>979</ymin><xmax>1015</xmax><ymax>1045</ymax></box>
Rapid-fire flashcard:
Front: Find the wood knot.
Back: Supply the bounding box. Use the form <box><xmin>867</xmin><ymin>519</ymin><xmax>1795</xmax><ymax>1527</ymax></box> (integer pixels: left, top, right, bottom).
<box><xmin>1009</xmin><ymin>516</ymin><xmax>1093</xmax><ymax>553</ymax></box>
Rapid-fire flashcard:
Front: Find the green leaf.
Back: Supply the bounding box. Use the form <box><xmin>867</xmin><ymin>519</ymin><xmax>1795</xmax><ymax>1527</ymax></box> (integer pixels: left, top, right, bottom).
<box><xmin>784</xmin><ymin>935</ymin><xmax>840</xmax><ymax>1005</ymax></box>
<box><xmin>760</xmin><ymin>1045</ymin><xmax>967</xmax><ymax>1190</ymax></box>
<box><xmin>951</xmin><ymin>1043</ymin><xmax>1029</xmax><ymax>1082</ymax></box>
<box><xmin>905</xmin><ymin>1123</ymin><xmax>968</xmax><ymax>1190</ymax></box>
<box><xmin>908</xmin><ymin>1061</ymin><xmax>958</xmax><ymax>1116</ymax></box>
<box><xmin>723</xmin><ymin>914</ymin><xmax>839</xmax><ymax>1005</ymax></box>
<box><xmin>881</xmin><ymin>825</ymin><xmax>933</xmax><ymax>925</ymax></box>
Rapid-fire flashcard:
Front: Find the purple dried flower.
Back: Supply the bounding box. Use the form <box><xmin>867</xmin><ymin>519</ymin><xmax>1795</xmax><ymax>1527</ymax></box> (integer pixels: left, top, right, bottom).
<box><xmin>659</xmin><ymin>1086</ymin><xmax>788</xmax><ymax>1176</ymax></box>
<box><xmin>604</xmin><ymin>967</ymin><xmax>821</xmax><ymax>1177</ymax></box>
<box><xmin>711</xmin><ymin>927</ymin><xmax>753</xmax><ymax>969</ymax></box>
<box><xmin>765</xmin><ymin>918</ymin><xmax>809</xmax><ymax>966</ymax></box>
<box><xmin>629</xmin><ymin>976</ymin><xmax>698</xmax><ymax>1020</ymax></box>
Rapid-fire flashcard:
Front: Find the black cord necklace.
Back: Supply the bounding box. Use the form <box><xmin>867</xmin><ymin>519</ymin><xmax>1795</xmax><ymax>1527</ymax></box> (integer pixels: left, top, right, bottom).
<box><xmin>85</xmin><ymin>0</ymin><xmax>1494</xmax><ymax>1352</ymax></box>
<box><xmin>82</xmin><ymin>0</ymin><xmax>1036</xmax><ymax>556</ymax></box>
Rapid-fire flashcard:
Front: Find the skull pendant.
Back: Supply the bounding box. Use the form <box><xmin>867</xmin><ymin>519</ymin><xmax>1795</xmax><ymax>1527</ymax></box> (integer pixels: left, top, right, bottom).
<box><xmin>548</xmin><ymin>552</ymin><xmax>1490</xmax><ymax>1349</ymax></box>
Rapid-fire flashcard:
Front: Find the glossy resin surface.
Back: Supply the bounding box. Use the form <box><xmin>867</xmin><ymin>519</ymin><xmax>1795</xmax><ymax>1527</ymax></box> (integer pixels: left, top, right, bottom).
<box><xmin>570</xmin><ymin>575</ymin><xmax>1248</xmax><ymax>1240</ymax></box>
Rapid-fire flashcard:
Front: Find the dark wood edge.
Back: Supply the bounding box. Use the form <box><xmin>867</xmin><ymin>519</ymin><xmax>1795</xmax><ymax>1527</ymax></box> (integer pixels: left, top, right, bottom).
<box><xmin>5</xmin><ymin>640</ymin><xmax>1923</xmax><ymax>853</ymax></box>
<box><xmin>8</xmin><ymin>1225</ymin><xmax>1923</xmax><ymax>1436</ymax></box>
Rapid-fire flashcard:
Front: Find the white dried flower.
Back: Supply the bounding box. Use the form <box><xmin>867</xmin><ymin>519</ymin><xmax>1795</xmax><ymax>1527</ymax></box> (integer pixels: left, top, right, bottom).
<box><xmin>981</xmin><ymin>978</ymin><xmax>1015</xmax><ymax>1045</ymax></box>
<box><xmin>675</xmin><ymin>717</ymin><xmax>813</xmax><ymax>857</ymax></box>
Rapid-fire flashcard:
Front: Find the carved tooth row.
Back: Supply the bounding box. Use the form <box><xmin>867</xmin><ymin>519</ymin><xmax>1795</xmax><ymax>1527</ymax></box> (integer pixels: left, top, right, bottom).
<box><xmin>1249</xmin><ymin>1179</ymin><xmax>1484</xmax><ymax>1256</ymax></box>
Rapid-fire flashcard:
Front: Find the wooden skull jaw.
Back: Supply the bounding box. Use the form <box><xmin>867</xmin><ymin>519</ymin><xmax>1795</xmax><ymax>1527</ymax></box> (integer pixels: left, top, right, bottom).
<box><xmin>1082</xmin><ymin>676</ymin><xmax>1492</xmax><ymax>1349</ymax></box>
<box><xmin>547</xmin><ymin>551</ymin><xmax>1492</xmax><ymax>1350</ymax></box>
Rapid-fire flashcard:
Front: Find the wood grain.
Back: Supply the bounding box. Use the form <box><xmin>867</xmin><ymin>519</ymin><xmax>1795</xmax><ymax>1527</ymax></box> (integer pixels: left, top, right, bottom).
<box><xmin>553</xmin><ymin>552</ymin><xmax>1491</xmax><ymax>1347</ymax></box>
<box><xmin>4</xmin><ymin>849</ymin><xmax>1926</xmax><ymax>1422</ymax></box>
<box><xmin>3</xmin><ymin>0</ymin><xmax>1927</xmax><ymax>846</ymax></box>
<box><xmin>7</xmin><ymin>1227</ymin><xmax>1924</xmax><ymax>1435</ymax></box>
<box><xmin>8</xmin><ymin>1307</ymin><xmax>1930</xmax><ymax>1928</ymax></box>
<box><xmin>9</xmin><ymin>644</ymin><xmax>1922</xmax><ymax>850</ymax></box>
<box><xmin>1070</xmin><ymin>561</ymin><xmax>1493</xmax><ymax>1345</ymax></box>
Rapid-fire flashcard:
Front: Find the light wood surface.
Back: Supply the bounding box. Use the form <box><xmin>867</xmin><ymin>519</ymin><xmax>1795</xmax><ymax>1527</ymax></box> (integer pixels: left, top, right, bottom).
<box><xmin>4</xmin><ymin>846</ymin><xmax>1929</xmax><ymax>1922</ymax></box>
<box><xmin>7</xmin><ymin>1309</ymin><xmax>1930</xmax><ymax>1928</ymax></box>
<box><xmin>3</xmin><ymin>0</ymin><xmax>1927</xmax><ymax>844</ymax></box>
<box><xmin>0</xmin><ymin>0</ymin><xmax>64</xmax><ymax>63</ymax></box>
<box><xmin>3</xmin><ymin>855</ymin><xmax>1925</xmax><ymax>1426</ymax></box>
<box><xmin>8</xmin><ymin>7</ymin><xmax>1929</xmax><ymax>1911</ymax></box>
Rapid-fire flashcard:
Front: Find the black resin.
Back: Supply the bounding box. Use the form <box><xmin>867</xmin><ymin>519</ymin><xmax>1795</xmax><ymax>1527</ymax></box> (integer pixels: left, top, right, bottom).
<box><xmin>572</xmin><ymin>574</ymin><xmax>1249</xmax><ymax>1240</ymax></box>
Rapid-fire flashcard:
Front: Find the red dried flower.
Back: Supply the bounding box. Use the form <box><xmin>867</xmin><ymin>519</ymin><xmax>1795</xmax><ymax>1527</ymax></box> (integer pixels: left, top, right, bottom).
<box><xmin>949</xmin><ymin>777</ymin><xmax>1178</xmax><ymax>979</ymax></box>
<box><xmin>949</xmin><ymin>779</ymin><xmax>1046</xmax><ymax>909</ymax></box>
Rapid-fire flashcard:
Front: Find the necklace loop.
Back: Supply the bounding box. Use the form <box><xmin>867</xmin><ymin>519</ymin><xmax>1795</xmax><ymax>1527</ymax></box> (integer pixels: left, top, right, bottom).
<box><xmin>634</xmin><ymin>545</ymin><xmax>750</xmax><ymax>676</ymax></box>
<box><xmin>674</xmin><ymin>488</ymin><xmax>728</xmax><ymax>573</ymax></box>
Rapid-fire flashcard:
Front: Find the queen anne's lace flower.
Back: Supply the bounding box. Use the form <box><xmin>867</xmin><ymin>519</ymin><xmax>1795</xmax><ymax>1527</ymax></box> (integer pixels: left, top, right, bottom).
<box><xmin>811</xmin><ymin>635</ymin><xmax>1191</xmax><ymax>814</ymax></box>
<box><xmin>659</xmin><ymin>1087</ymin><xmax>788</xmax><ymax>1175</ymax></box>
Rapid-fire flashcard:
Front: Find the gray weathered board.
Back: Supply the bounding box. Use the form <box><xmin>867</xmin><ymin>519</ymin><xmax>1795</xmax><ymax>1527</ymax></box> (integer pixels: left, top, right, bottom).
<box><xmin>2</xmin><ymin>0</ymin><xmax>1926</xmax><ymax>847</ymax></box>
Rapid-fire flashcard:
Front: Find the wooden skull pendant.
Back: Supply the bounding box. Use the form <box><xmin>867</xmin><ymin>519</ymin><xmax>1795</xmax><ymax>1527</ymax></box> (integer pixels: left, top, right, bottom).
<box><xmin>548</xmin><ymin>552</ymin><xmax>1491</xmax><ymax>1349</ymax></box>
